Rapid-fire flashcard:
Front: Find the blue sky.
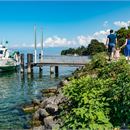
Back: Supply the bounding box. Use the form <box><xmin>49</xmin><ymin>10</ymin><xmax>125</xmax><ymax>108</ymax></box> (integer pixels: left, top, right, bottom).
<box><xmin>0</xmin><ymin>1</ymin><xmax>130</xmax><ymax>48</ymax></box>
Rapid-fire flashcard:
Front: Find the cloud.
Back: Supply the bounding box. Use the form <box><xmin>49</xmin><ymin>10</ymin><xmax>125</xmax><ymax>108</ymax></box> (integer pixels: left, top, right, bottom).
<box><xmin>77</xmin><ymin>35</ymin><xmax>94</xmax><ymax>46</ymax></box>
<box><xmin>103</xmin><ymin>21</ymin><xmax>108</xmax><ymax>27</ymax></box>
<box><xmin>44</xmin><ymin>36</ymin><xmax>73</xmax><ymax>47</ymax></box>
<box><xmin>114</xmin><ymin>21</ymin><xmax>130</xmax><ymax>28</ymax></box>
<box><xmin>93</xmin><ymin>29</ymin><xmax>110</xmax><ymax>36</ymax></box>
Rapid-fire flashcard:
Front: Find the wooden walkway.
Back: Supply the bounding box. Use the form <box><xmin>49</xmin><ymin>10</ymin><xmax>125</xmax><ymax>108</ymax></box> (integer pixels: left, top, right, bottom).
<box><xmin>21</xmin><ymin>54</ymin><xmax>90</xmax><ymax>74</ymax></box>
<box><xmin>33</xmin><ymin>56</ymin><xmax>90</xmax><ymax>67</ymax></box>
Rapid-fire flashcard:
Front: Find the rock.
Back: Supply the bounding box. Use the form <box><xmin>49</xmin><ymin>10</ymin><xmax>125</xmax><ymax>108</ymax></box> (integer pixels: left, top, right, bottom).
<box><xmin>22</xmin><ymin>105</ymin><xmax>36</xmax><ymax>113</ymax></box>
<box><xmin>32</xmin><ymin>125</ymin><xmax>45</xmax><ymax>130</ymax></box>
<box><xmin>40</xmin><ymin>100</ymin><xmax>47</xmax><ymax>108</ymax></box>
<box><xmin>57</xmin><ymin>79</ymin><xmax>69</xmax><ymax>88</ymax></box>
<box><xmin>54</xmin><ymin>93</ymin><xmax>68</xmax><ymax>105</ymax></box>
<box><xmin>39</xmin><ymin>108</ymin><xmax>49</xmax><ymax>118</ymax></box>
<box><xmin>30</xmin><ymin>120</ymin><xmax>42</xmax><ymax>127</ymax></box>
<box><xmin>33</xmin><ymin>110</ymin><xmax>40</xmax><ymax>120</ymax></box>
<box><xmin>32</xmin><ymin>99</ymin><xmax>41</xmax><ymax>106</ymax></box>
<box><xmin>45</xmin><ymin>104</ymin><xmax>58</xmax><ymax>114</ymax></box>
<box><xmin>43</xmin><ymin>93</ymin><xmax>56</xmax><ymax>97</ymax></box>
<box><xmin>63</xmin><ymin>79</ymin><xmax>69</xmax><ymax>85</ymax></box>
<box><xmin>40</xmin><ymin>96</ymin><xmax>57</xmax><ymax>108</ymax></box>
<box><xmin>44</xmin><ymin>116</ymin><xmax>55</xmax><ymax>129</ymax></box>
<box><xmin>41</xmin><ymin>88</ymin><xmax>58</xmax><ymax>94</ymax></box>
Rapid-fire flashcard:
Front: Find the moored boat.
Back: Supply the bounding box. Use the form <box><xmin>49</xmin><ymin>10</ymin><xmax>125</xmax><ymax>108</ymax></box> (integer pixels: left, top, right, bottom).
<box><xmin>0</xmin><ymin>45</ymin><xmax>20</xmax><ymax>72</ymax></box>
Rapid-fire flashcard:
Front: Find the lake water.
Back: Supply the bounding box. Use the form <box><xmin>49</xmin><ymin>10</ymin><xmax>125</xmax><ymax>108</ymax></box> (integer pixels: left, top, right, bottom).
<box><xmin>0</xmin><ymin>47</ymin><xmax>89</xmax><ymax>129</ymax></box>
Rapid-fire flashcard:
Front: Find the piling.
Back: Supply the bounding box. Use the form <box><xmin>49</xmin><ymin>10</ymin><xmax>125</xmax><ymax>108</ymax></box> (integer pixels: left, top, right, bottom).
<box><xmin>39</xmin><ymin>54</ymin><xmax>43</xmax><ymax>73</ymax></box>
<box><xmin>55</xmin><ymin>66</ymin><xmax>59</xmax><ymax>77</ymax></box>
<box><xmin>20</xmin><ymin>54</ymin><xmax>24</xmax><ymax>73</ymax></box>
<box><xmin>50</xmin><ymin>66</ymin><xmax>54</xmax><ymax>75</ymax></box>
<box><xmin>27</xmin><ymin>53</ymin><xmax>33</xmax><ymax>73</ymax></box>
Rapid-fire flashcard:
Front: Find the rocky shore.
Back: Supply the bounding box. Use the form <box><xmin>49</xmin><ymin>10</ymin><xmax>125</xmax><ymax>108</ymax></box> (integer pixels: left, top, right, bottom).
<box><xmin>23</xmin><ymin>77</ymin><xmax>70</xmax><ymax>130</ymax></box>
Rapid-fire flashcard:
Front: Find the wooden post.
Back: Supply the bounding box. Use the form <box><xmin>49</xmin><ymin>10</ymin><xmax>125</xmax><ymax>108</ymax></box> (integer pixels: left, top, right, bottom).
<box><xmin>20</xmin><ymin>53</ymin><xmax>24</xmax><ymax>73</ymax></box>
<box><xmin>39</xmin><ymin>54</ymin><xmax>43</xmax><ymax>73</ymax></box>
<box><xmin>27</xmin><ymin>53</ymin><xmax>33</xmax><ymax>73</ymax></box>
<box><xmin>55</xmin><ymin>66</ymin><xmax>59</xmax><ymax>77</ymax></box>
<box><xmin>50</xmin><ymin>66</ymin><xmax>54</xmax><ymax>75</ymax></box>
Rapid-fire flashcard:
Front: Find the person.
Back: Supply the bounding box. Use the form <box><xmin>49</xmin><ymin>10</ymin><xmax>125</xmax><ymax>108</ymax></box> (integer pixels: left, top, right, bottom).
<box><xmin>120</xmin><ymin>33</ymin><xmax>130</xmax><ymax>60</ymax></box>
<box><xmin>106</xmin><ymin>29</ymin><xmax>117</xmax><ymax>61</ymax></box>
<box><xmin>114</xmin><ymin>46</ymin><xmax>120</xmax><ymax>61</ymax></box>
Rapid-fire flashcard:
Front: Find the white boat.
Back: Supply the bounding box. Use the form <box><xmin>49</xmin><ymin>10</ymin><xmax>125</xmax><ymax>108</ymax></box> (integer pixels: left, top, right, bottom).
<box><xmin>0</xmin><ymin>45</ymin><xmax>20</xmax><ymax>72</ymax></box>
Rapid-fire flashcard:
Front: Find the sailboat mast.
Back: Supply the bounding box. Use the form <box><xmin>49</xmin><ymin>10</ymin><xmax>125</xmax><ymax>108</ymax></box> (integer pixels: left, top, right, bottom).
<box><xmin>34</xmin><ymin>25</ymin><xmax>37</xmax><ymax>63</ymax></box>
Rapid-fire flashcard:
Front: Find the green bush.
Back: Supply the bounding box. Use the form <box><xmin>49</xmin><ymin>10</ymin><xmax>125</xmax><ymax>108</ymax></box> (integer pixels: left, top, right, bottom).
<box><xmin>61</xmin><ymin>76</ymin><xmax>112</xmax><ymax>129</ymax></box>
<box><xmin>60</xmin><ymin>53</ymin><xmax>130</xmax><ymax>129</ymax></box>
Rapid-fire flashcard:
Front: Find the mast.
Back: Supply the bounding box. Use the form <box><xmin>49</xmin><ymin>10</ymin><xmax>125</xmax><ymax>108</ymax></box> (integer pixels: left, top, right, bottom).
<box><xmin>41</xmin><ymin>27</ymin><xmax>44</xmax><ymax>62</ymax></box>
<box><xmin>34</xmin><ymin>25</ymin><xmax>37</xmax><ymax>63</ymax></box>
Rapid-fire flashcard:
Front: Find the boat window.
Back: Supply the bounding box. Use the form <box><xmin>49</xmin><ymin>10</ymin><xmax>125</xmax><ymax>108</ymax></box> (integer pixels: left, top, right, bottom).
<box><xmin>0</xmin><ymin>50</ymin><xmax>3</xmax><ymax>54</ymax></box>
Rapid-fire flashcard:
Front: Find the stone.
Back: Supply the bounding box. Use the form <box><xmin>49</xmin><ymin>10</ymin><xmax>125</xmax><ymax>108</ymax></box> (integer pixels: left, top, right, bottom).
<box><xmin>44</xmin><ymin>116</ymin><xmax>55</xmax><ymax>129</ymax></box>
<box><xmin>22</xmin><ymin>105</ymin><xmax>35</xmax><ymax>113</ymax></box>
<box><xmin>32</xmin><ymin>99</ymin><xmax>41</xmax><ymax>106</ymax></box>
<box><xmin>55</xmin><ymin>93</ymin><xmax>68</xmax><ymax>105</ymax></box>
<box><xmin>39</xmin><ymin>108</ymin><xmax>49</xmax><ymax>118</ymax></box>
<box><xmin>40</xmin><ymin>96</ymin><xmax>57</xmax><ymax>109</ymax></box>
<box><xmin>45</xmin><ymin>104</ymin><xmax>58</xmax><ymax>114</ymax></box>
<box><xmin>41</xmin><ymin>88</ymin><xmax>57</xmax><ymax>94</ymax></box>
<box><xmin>33</xmin><ymin>110</ymin><xmax>40</xmax><ymax>120</ymax></box>
<box><xmin>32</xmin><ymin>125</ymin><xmax>45</xmax><ymax>130</ymax></box>
<box><xmin>29</xmin><ymin>120</ymin><xmax>42</xmax><ymax>127</ymax></box>
<box><xmin>63</xmin><ymin>79</ymin><xmax>69</xmax><ymax>86</ymax></box>
<box><xmin>40</xmin><ymin>100</ymin><xmax>48</xmax><ymax>108</ymax></box>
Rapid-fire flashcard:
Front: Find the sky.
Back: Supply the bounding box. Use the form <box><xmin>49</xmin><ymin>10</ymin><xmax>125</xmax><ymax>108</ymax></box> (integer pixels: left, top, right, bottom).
<box><xmin>0</xmin><ymin>1</ymin><xmax>130</xmax><ymax>48</ymax></box>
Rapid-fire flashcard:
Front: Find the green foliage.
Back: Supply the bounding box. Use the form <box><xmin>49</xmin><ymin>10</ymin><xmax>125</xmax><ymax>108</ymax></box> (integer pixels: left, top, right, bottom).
<box><xmin>86</xmin><ymin>39</ymin><xmax>106</xmax><ymax>56</ymax></box>
<box><xmin>61</xmin><ymin>76</ymin><xmax>112</xmax><ymax>129</ymax></box>
<box><xmin>91</xmin><ymin>52</ymin><xmax>108</xmax><ymax>68</ymax></box>
<box><xmin>60</xmin><ymin>53</ymin><xmax>130</xmax><ymax>129</ymax></box>
<box><xmin>116</xmin><ymin>27</ymin><xmax>130</xmax><ymax>53</ymax></box>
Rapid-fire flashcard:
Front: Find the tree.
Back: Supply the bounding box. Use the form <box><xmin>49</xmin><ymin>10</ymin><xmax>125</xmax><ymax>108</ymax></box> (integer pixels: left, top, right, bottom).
<box><xmin>86</xmin><ymin>39</ymin><xmax>106</xmax><ymax>55</ymax></box>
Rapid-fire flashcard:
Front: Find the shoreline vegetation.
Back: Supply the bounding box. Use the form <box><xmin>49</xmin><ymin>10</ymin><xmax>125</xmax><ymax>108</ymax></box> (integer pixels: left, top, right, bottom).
<box><xmin>23</xmin><ymin>52</ymin><xmax>130</xmax><ymax>130</ymax></box>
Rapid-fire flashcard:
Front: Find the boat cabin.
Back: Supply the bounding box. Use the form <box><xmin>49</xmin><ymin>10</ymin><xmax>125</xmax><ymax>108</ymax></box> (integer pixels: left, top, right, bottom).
<box><xmin>0</xmin><ymin>45</ymin><xmax>9</xmax><ymax>58</ymax></box>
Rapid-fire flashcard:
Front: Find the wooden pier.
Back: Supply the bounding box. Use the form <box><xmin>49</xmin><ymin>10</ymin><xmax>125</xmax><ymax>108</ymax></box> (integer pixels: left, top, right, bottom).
<box><xmin>20</xmin><ymin>53</ymin><xmax>89</xmax><ymax>77</ymax></box>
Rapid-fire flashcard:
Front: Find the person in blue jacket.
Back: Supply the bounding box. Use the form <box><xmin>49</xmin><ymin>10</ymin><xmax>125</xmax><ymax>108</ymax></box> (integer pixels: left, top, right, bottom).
<box><xmin>106</xmin><ymin>29</ymin><xmax>117</xmax><ymax>61</ymax></box>
<box><xmin>121</xmin><ymin>33</ymin><xmax>130</xmax><ymax>61</ymax></box>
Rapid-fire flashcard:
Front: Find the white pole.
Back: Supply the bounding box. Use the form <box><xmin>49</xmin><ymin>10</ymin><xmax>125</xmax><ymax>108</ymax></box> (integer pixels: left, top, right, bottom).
<box><xmin>34</xmin><ymin>25</ymin><xmax>37</xmax><ymax>63</ymax></box>
<box><xmin>41</xmin><ymin>27</ymin><xmax>44</xmax><ymax>62</ymax></box>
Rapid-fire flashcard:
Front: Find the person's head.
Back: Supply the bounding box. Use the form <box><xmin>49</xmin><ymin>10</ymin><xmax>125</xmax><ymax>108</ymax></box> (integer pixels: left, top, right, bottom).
<box><xmin>127</xmin><ymin>33</ymin><xmax>130</xmax><ymax>39</ymax></box>
<box><xmin>110</xmin><ymin>29</ymin><xmax>114</xmax><ymax>34</ymax></box>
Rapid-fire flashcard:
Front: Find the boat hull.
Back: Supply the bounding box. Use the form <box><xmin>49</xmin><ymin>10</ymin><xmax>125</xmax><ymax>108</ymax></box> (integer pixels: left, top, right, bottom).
<box><xmin>0</xmin><ymin>65</ymin><xmax>19</xmax><ymax>72</ymax></box>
